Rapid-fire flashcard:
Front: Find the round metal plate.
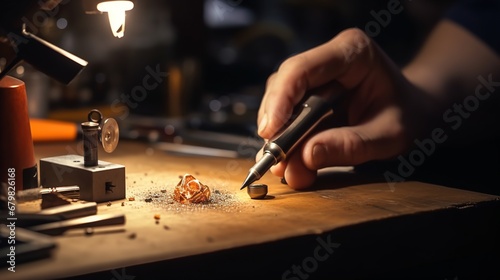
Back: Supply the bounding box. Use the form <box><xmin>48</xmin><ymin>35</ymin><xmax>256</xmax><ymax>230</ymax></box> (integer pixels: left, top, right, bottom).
<box><xmin>101</xmin><ymin>118</ymin><xmax>119</xmax><ymax>153</ymax></box>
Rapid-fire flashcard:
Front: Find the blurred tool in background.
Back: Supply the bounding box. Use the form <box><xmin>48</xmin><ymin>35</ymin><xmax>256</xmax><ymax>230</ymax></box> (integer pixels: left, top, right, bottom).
<box><xmin>1</xmin><ymin>1</ymin><xmax>455</xmax><ymax>161</ymax></box>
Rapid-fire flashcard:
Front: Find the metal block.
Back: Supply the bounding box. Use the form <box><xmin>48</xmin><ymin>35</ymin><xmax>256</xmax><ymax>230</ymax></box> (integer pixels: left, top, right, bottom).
<box><xmin>39</xmin><ymin>155</ymin><xmax>125</xmax><ymax>203</ymax></box>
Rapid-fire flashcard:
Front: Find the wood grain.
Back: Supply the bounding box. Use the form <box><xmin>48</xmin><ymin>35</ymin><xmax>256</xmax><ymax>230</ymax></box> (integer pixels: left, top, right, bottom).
<box><xmin>3</xmin><ymin>140</ymin><xmax>499</xmax><ymax>279</ymax></box>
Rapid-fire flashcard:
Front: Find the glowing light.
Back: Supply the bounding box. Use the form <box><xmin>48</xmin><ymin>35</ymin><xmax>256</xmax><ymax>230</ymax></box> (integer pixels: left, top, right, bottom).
<box><xmin>97</xmin><ymin>1</ymin><xmax>134</xmax><ymax>38</ymax></box>
<box><xmin>15</xmin><ymin>65</ymin><xmax>25</xmax><ymax>76</ymax></box>
<box><xmin>56</xmin><ymin>18</ymin><xmax>68</xmax><ymax>29</ymax></box>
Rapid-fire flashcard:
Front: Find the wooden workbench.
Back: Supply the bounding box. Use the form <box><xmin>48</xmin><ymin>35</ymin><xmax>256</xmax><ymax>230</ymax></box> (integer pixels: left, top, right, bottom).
<box><xmin>2</xmin><ymin>140</ymin><xmax>500</xmax><ymax>279</ymax></box>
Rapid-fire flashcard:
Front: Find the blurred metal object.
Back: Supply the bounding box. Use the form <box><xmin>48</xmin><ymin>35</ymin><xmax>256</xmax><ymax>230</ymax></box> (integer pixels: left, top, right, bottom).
<box><xmin>16</xmin><ymin>185</ymin><xmax>80</xmax><ymax>202</ymax></box>
<box><xmin>37</xmin><ymin>201</ymin><xmax>97</xmax><ymax>220</ymax></box>
<box><xmin>81</xmin><ymin>109</ymin><xmax>120</xmax><ymax>167</ymax></box>
<box><xmin>0</xmin><ymin>24</ymin><xmax>88</xmax><ymax>84</ymax></box>
<box><xmin>28</xmin><ymin>213</ymin><xmax>126</xmax><ymax>236</ymax></box>
<box><xmin>154</xmin><ymin>142</ymin><xmax>239</xmax><ymax>158</ymax></box>
<box><xmin>101</xmin><ymin>117</ymin><xmax>119</xmax><ymax>153</ymax></box>
<box><xmin>81</xmin><ymin>121</ymin><xmax>100</xmax><ymax>167</ymax></box>
<box><xmin>1</xmin><ymin>201</ymin><xmax>98</xmax><ymax>228</ymax></box>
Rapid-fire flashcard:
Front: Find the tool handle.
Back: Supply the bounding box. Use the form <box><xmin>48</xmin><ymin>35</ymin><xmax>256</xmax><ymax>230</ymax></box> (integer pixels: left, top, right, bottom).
<box><xmin>270</xmin><ymin>82</ymin><xmax>345</xmax><ymax>159</ymax></box>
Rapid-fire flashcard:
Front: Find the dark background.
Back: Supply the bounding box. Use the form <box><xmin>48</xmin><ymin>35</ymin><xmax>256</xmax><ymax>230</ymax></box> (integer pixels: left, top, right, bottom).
<box><xmin>7</xmin><ymin>0</ymin><xmax>456</xmax><ymax>129</ymax></box>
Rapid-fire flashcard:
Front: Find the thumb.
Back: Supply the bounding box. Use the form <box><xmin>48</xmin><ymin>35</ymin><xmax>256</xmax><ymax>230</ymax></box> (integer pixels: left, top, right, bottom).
<box><xmin>301</xmin><ymin>106</ymin><xmax>407</xmax><ymax>170</ymax></box>
<box><xmin>301</xmin><ymin>127</ymin><xmax>369</xmax><ymax>170</ymax></box>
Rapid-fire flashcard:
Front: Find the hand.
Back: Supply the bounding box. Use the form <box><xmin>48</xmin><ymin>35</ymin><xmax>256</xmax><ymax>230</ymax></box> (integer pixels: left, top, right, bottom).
<box><xmin>257</xmin><ymin>28</ymin><xmax>431</xmax><ymax>189</ymax></box>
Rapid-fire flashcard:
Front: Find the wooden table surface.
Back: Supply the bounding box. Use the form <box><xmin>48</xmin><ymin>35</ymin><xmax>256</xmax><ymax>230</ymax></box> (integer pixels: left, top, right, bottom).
<box><xmin>2</xmin><ymin>140</ymin><xmax>500</xmax><ymax>280</ymax></box>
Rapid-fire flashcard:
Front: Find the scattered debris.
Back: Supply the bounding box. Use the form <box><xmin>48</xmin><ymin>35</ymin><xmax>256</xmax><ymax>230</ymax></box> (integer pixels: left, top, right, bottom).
<box><xmin>107</xmin><ymin>201</ymin><xmax>112</xmax><ymax>206</ymax></box>
<box><xmin>124</xmin><ymin>174</ymin><xmax>242</xmax><ymax>213</ymax></box>
<box><xmin>128</xmin><ymin>233</ymin><xmax>137</xmax><ymax>239</ymax></box>
<box><xmin>121</xmin><ymin>202</ymin><xmax>125</xmax><ymax>206</ymax></box>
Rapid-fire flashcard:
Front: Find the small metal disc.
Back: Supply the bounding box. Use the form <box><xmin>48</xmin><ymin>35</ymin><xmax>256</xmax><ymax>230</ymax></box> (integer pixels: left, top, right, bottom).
<box><xmin>101</xmin><ymin>118</ymin><xmax>119</xmax><ymax>153</ymax></box>
<box><xmin>247</xmin><ymin>184</ymin><xmax>268</xmax><ymax>199</ymax></box>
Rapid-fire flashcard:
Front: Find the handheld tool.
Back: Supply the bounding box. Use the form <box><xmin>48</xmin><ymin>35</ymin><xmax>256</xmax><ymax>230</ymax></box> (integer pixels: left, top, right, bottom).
<box><xmin>240</xmin><ymin>82</ymin><xmax>346</xmax><ymax>190</ymax></box>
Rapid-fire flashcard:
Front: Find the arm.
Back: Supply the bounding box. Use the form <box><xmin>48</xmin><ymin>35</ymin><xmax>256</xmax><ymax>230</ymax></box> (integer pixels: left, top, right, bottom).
<box><xmin>257</xmin><ymin>19</ymin><xmax>500</xmax><ymax>189</ymax></box>
<box><xmin>403</xmin><ymin>19</ymin><xmax>500</xmax><ymax>146</ymax></box>
<box><xmin>403</xmin><ymin>19</ymin><xmax>500</xmax><ymax>106</ymax></box>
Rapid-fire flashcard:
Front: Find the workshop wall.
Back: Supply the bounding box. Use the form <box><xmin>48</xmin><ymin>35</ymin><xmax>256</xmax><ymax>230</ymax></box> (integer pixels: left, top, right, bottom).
<box><xmin>10</xmin><ymin>0</ymin><xmax>456</xmax><ymax>134</ymax></box>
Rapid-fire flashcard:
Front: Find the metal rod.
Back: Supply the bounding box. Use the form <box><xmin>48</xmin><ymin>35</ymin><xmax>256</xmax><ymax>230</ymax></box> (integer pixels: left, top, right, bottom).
<box><xmin>81</xmin><ymin>121</ymin><xmax>100</xmax><ymax>166</ymax></box>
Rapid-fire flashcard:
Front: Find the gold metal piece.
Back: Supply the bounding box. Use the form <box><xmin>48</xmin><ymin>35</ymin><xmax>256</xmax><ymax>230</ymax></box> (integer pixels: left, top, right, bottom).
<box><xmin>173</xmin><ymin>174</ymin><xmax>211</xmax><ymax>204</ymax></box>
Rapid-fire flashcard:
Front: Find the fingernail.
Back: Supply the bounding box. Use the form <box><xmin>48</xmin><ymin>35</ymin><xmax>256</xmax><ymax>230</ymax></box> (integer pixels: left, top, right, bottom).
<box><xmin>312</xmin><ymin>144</ymin><xmax>328</xmax><ymax>168</ymax></box>
<box><xmin>258</xmin><ymin>113</ymin><xmax>268</xmax><ymax>136</ymax></box>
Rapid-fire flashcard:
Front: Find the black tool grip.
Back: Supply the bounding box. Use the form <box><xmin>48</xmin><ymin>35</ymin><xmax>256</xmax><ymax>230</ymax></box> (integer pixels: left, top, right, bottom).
<box><xmin>271</xmin><ymin>82</ymin><xmax>345</xmax><ymax>157</ymax></box>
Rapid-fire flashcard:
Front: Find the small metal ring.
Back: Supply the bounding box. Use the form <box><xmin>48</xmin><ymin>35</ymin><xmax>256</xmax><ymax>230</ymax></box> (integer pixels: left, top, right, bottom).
<box><xmin>88</xmin><ymin>109</ymin><xmax>103</xmax><ymax>124</ymax></box>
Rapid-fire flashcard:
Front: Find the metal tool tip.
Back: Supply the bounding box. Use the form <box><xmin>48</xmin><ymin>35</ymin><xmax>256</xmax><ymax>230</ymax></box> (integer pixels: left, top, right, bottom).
<box><xmin>240</xmin><ymin>172</ymin><xmax>254</xmax><ymax>190</ymax></box>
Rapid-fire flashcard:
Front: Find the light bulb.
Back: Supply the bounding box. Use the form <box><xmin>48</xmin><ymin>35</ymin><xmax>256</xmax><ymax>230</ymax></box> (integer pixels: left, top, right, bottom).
<box><xmin>97</xmin><ymin>1</ymin><xmax>134</xmax><ymax>38</ymax></box>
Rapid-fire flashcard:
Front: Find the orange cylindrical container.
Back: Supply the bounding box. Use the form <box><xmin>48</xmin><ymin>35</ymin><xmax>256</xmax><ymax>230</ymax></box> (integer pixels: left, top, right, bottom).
<box><xmin>0</xmin><ymin>76</ymin><xmax>38</xmax><ymax>191</ymax></box>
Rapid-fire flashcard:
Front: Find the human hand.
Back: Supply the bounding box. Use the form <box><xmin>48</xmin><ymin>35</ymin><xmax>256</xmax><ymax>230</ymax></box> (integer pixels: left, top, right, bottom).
<box><xmin>257</xmin><ymin>28</ymin><xmax>431</xmax><ymax>189</ymax></box>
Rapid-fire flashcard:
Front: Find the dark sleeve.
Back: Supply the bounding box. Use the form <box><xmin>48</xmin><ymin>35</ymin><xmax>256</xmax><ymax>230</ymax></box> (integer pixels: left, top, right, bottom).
<box><xmin>445</xmin><ymin>0</ymin><xmax>500</xmax><ymax>55</ymax></box>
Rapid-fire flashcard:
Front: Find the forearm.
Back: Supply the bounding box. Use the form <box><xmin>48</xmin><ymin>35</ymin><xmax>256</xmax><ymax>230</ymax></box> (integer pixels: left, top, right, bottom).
<box><xmin>403</xmin><ymin>19</ymin><xmax>499</xmax><ymax>107</ymax></box>
<box><xmin>402</xmin><ymin>19</ymin><xmax>500</xmax><ymax>144</ymax></box>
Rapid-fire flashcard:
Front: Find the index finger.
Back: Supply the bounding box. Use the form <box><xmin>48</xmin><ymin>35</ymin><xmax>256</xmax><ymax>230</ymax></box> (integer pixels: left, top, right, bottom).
<box><xmin>257</xmin><ymin>28</ymin><xmax>376</xmax><ymax>139</ymax></box>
